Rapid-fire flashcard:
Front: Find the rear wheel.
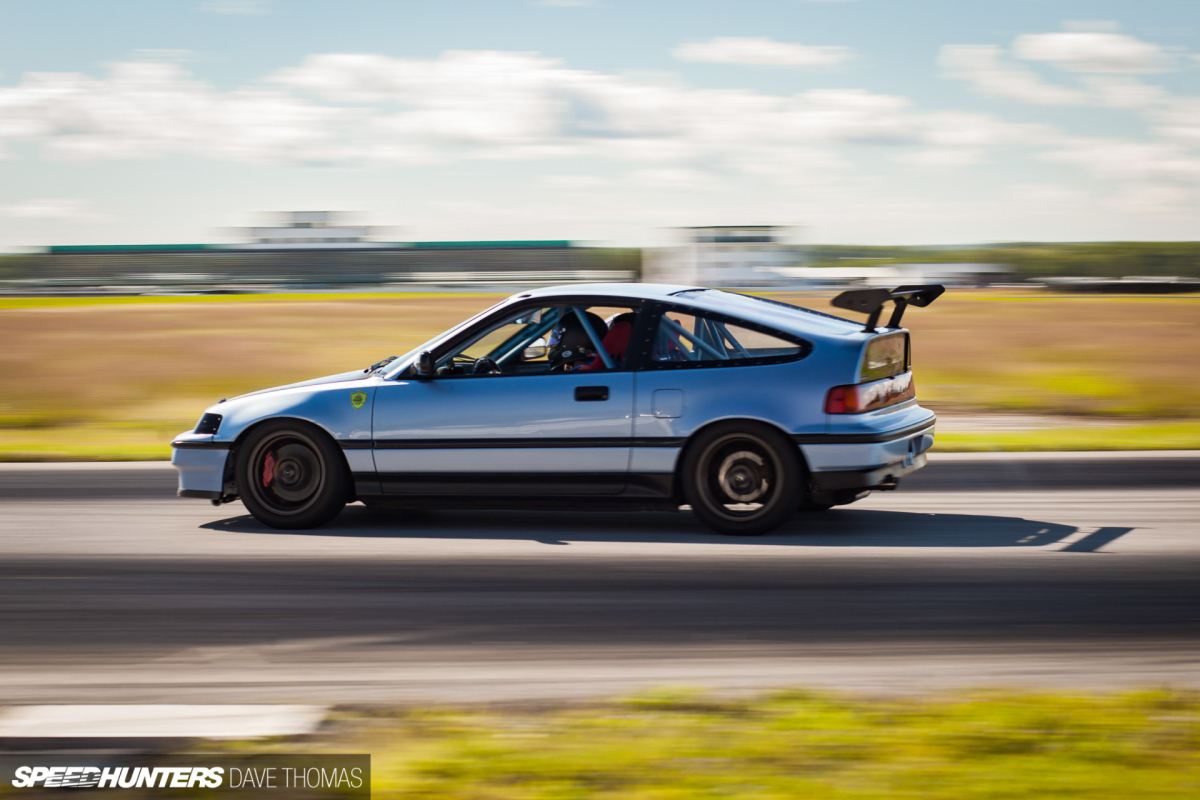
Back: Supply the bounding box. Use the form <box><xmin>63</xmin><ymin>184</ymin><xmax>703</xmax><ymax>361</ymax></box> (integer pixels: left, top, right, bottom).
<box><xmin>681</xmin><ymin>422</ymin><xmax>801</xmax><ymax>536</ymax></box>
<box><xmin>236</xmin><ymin>420</ymin><xmax>349</xmax><ymax>529</ymax></box>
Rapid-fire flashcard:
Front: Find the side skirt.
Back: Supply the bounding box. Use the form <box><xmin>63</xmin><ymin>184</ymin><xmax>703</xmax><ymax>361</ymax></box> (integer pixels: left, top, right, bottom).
<box><xmin>353</xmin><ymin>472</ymin><xmax>676</xmax><ymax>510</ymax></box>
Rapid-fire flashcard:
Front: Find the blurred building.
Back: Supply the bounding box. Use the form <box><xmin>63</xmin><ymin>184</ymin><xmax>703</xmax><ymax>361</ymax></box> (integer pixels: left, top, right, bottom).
<box><xmin>644</xmin><ymin>226</ymin><xmax>806</xmax><ymax>287</ymax></box>
<box><xmin>238</xmin><ymin>211</ymin><xmax>382</xmax><ymax>249</ymax></box>
<box><xmin>1</xmin><ymin>212</ymin><xmax>638</xmax><ymax>294</ymax></box>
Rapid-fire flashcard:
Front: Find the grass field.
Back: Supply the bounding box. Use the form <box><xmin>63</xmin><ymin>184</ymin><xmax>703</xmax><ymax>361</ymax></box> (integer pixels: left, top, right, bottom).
<box><xmin>195</xmin><ymin>689</ymin><xmax>1200</xmax><ymax>799</ymax></box>
<box><xmin>2</xmin><ymin>290</ymin><xmax>1197</xmax><ymax>460</ymax></box>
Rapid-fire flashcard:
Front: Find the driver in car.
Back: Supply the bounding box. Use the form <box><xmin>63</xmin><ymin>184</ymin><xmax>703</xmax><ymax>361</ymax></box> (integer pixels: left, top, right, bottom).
<box><xmin>548</xmin><ymin>310</ymin><xmax>607</xmax><ymax>371</ymax></box>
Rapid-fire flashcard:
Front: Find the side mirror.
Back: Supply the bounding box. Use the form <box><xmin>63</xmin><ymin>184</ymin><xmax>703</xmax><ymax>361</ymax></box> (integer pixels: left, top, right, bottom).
<box><xmin>523</xmin><ymin>337</ymin><xmax>548</xmax><ymax>360</ymax></box>
<box><xmin>415</xmin><ymin>351</ymin><xmax>435</xmax><ymax>378</ymax></box>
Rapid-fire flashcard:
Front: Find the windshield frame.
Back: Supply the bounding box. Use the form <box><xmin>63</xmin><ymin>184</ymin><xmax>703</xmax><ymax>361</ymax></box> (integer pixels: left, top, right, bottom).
<box><xmin>378</xmin><ymin>295</ymin><xmax>518</xmax><ymax>380</ymax></box>
<box><xmin>384</xmin><ymin>293</ymin><xmax>647</xmax><ymax>379</ymax></box>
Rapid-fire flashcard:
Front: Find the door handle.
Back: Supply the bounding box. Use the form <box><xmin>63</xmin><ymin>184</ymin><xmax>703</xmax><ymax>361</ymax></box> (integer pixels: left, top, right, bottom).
<box><xmin>575</xmin><ymin>386</ymin><xmax>609</xmax><ymax>402</ymax></box>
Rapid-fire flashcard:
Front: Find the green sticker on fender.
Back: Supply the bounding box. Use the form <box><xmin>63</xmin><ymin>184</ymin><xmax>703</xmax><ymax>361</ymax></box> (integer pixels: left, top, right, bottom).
<box><xmin>350</xmin><ymin>391</ymin><xmax>368</xmax><ymax>410</ymax></box>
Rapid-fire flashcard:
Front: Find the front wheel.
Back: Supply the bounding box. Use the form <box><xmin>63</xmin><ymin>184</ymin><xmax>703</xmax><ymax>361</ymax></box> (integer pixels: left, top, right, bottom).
<box><xmin>681</xmin><ymin>422</ymin><xmax>802</xmax><ymax>536</ymax></box>
<box><xmin>235</xmin><ymin>420</ymin><xmax>349</xmax><ymax>529</ymax></box>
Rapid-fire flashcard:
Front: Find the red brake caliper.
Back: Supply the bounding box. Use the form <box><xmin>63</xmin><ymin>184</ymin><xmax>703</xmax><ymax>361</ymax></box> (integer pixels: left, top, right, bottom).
<box><xmin>262</xmin><ymin>451</ymin><xmax>276</xmax><ymax>488</ymax></box>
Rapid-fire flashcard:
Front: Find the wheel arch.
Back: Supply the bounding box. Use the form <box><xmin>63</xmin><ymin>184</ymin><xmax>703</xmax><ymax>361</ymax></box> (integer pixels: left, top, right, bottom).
<box><xmin>671</xmin><ymin>417</ymin><xmax>811</xmax><ymax>502</ymax></box>
<box><xmin>226</xmin><ymin>416</ymin><xmax>354</xmax><ymax>496</ymax></box>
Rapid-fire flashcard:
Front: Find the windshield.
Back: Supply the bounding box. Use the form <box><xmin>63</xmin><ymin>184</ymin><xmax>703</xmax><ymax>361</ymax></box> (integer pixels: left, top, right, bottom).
<box><xmin>431</xmin><ymin>302</ymin><xmax>639</xmax><ymax>377</ymax></box>
<box><xmin>379</xmin><ymin>296</ymin><xmax>515</xmax><ymax>379</ymax></box>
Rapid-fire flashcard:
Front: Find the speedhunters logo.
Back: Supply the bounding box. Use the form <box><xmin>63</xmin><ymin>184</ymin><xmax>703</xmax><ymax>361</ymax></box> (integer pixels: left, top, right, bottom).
<box><xmin>13</xmin><ymin>766</ymin><xmax>225</xmax><ymax>789</ymax></box>
<box><xmin>3</xmin><ymin>756</ymin><xmax>368</xmax><ymax>797</ymax></box>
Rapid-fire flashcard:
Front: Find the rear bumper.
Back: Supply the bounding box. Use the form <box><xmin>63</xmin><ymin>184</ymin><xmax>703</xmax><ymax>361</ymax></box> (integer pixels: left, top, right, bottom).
<box><xmin>810</xmin><ymin>452</ymin><xmax>927</xmax><ymax>492</ymax></box>
<box><xmin>802</xmin><ymin>416</ymin><xmax>935</xmax><ymax>491</ymax></box>
<box><xmin>171</xmin><ymin>433</ymin><xmax>230</xmax><ymax>497</ymax></box>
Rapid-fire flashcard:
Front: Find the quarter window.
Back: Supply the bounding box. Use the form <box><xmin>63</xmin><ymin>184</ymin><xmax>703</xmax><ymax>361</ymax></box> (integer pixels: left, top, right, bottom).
<box><xmin>649</xmin><ymin>309</ymin><xmax>807</xmax><ymax>367</ymax></box>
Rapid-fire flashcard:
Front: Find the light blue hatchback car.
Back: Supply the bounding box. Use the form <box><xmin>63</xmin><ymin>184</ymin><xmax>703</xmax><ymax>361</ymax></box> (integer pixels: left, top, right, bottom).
<box><xmin>172</xmin><ymin>283</ymin><xmax>942</xmax><ymax>535</ymax></box>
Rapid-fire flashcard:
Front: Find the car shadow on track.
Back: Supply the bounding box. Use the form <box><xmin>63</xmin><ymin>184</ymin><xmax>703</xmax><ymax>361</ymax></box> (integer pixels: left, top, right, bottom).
<box><xmin>200</xmin><ymin>504</ymin><xmax>1100</xmax><ymax>548</ymax></box>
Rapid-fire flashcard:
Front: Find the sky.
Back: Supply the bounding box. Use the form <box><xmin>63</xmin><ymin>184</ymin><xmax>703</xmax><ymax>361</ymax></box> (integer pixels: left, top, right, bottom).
<box><xmin>1</xmin><ymin>0</ymin><xmax>1198</xmax><ymax>248</ymax></box>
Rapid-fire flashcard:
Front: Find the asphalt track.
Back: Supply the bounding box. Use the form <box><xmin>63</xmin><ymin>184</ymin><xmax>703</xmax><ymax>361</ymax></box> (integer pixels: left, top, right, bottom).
<box><xmin>1</xmin><ymin>454</ymin><xmax>1198</xmax><ymax>704</ymax></box>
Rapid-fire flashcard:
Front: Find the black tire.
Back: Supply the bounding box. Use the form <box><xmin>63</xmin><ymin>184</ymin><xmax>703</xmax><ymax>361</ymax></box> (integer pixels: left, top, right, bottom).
<box><xmin>681</xmin><ymin>422</ymin><xmax>802</xmax><ymax>536</ymax></box>
<box><xmin>235</xmin><ymin>420</ymin><xmax>349</xmax><ymax>530</ymax></box>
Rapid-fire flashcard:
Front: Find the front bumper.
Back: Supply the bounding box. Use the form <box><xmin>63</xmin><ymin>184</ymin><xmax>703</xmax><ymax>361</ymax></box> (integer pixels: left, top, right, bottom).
<box><xmin>171</xmin><ymin>432</ymin><xmax>231</xmax><ymax>499</ymax></box>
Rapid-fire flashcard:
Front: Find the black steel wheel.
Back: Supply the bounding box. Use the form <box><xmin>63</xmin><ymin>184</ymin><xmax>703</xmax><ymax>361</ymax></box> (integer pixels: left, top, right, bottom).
<box><xmin>681</xmin><ymin>422</ymin><xmax>801</xmax><ymax>536</ymax></box>
<box><xmin>236</xmin><ymin>420</ymin><xmax>349</xmax><ymax>529</ymax></box>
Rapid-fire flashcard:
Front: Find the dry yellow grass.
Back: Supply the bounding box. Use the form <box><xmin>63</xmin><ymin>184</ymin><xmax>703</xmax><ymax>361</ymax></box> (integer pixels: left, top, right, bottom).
<box><xmin>2</xmin><ymin>290</ymin><xmax>1197</xmax><ymax>459</ymax></box>
<box><xmin>777</xmin><ymin>291</ymin><xmax>1200</xmax><ymax>417</ymax></box>
<box><xmin>0</xmin><ymin>294</ymin><xmax>499</xmax><ymax>432</ymax></box>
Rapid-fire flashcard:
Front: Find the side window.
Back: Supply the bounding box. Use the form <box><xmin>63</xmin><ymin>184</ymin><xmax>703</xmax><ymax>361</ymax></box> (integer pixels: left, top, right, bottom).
<box><xmin>435</xmin><ymin>304</ymin><xmax>641</xmax><ymax>377</ymax></box>
<box><xmin>649</xmin><ymin>309</ymin><xmax>806</xmax><ymax>367</ymax></box>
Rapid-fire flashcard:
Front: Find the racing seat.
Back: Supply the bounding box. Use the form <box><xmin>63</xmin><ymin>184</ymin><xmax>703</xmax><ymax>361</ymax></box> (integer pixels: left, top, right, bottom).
<box><xmin>579</xmin><ymin>314</ymin><xmax>635</xmax><ymax>371</ymax></box>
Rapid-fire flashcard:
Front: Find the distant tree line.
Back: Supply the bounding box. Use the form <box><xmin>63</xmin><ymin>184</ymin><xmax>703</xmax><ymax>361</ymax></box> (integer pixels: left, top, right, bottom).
<box><xmin>807</xmin><ymin>242</ymin><xmax>1200</xmax><ymax>279</ymax></box>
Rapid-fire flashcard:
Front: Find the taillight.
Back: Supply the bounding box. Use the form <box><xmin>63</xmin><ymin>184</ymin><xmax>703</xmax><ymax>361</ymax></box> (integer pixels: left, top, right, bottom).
<box><xmin>825</xmin><ymin>372</ymin><xmax>915</xmax><ymax>414</ymax></box>
<box><xmin>824</xmin><ymin>386</ymin><xmax>850</xmax><ymax>414</ymax></box>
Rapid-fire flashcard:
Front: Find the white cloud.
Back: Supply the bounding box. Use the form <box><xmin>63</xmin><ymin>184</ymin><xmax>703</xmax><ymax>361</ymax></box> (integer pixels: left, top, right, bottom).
<box><xmin>539</xmin><ymin>174</ymin><xmax>612</xmax><ymax>188</ymax></box>
<box><xmin>939</xmin><ymin>45</ymin><xmax>1088</xmax><ymax>105</ymax></box>
<box><xmin>200</xmin><ymin>0</ymin><xmax>270</xmax><ymax>15</ymax></box>
<box><xmin>0</xmin><ymin>50</ymin><xmax>1061</xmax><ymax>182</ymax></box>
<box><xmin>270</xmin><ymin>51</ymin><xmax>922</xmax><ymax>160</ymax></box>
<box><xmin>1042</xmin><ymin>138</ymin><xmax>1200</xmax><ymax>188</ymax></box>
<box><xmin>673</xmin><ymin>37</ymin><xmax>852</xmax><ymax>67</ymax></box>
<box><xmin>936</xmin><ymin>29</ymin><xmax>1200</xmax><ymax>212</ymax></box>
<box><xmin>941</xmin><ymin>29</ymin><xmax>1187</xmax><ymax>108</ymax></box>
<box><xmin>1080</xmin><ymin>75</ymin><xmax>1167</xmax><ymax>109</ymax></box>
<box><xmin>0</xmin><ymin>198</ymin><xmax>101</xmax><ymax>220</ymax></box>
<box><xmin>628</xmin><ymin>167</ymin><xmax>720</xmax><ymax>190</ymax></box>
<box><xmin>1152</xmin><ymin>97</ymin><xmax>1200</xmax><ymax>145</ymax></box>
<box><xmin>0</xmin><ymin>62</ymin><xmax>351</xmax><ymax>163</ymax></box>
<box><xmin>0</xmin><ymin>46</ymin><xmax>1079</xmax><ymax>207</ymax></box>
<box><xmin>1014</xmin><ymin>32</ymin><xmax>1175</xmax><ymax>74</ymax></box>
<box><xmin>898</xmin><ymin>148</ymin><xmax>982</xmax><ymax>167</ymax></box>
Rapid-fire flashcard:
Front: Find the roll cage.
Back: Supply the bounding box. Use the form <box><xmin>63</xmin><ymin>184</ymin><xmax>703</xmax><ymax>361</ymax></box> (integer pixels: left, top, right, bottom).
<box><xmin>405</xmin><ymin>295</ymin><xmax>650</xmax><ymax>378</ymax></box>
<box><xmin>400</xmin><ymin>294</ymin><xmax>812</xmax><ymax>379</ymax></box>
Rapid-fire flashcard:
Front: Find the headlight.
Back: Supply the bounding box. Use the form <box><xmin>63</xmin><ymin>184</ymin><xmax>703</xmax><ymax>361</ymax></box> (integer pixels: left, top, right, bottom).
<box><xmin>194</xmin><ymin>413</ymin><xmax>223</xmax><ymax>435</ymax></box>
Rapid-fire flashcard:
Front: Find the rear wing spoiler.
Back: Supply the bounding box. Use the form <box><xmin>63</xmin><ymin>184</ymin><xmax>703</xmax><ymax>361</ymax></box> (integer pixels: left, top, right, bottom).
<box><xmin>830</xmin><ymin>284</ymin><xmax>945</xmax><ymax>333</ymax></box>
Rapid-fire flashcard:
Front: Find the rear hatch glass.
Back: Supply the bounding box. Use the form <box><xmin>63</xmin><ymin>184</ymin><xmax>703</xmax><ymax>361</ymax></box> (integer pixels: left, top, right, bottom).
<box><xmin>860</xmin><ymin>332</ymin><xmax>909</xmax><ymax>382</ymax></box>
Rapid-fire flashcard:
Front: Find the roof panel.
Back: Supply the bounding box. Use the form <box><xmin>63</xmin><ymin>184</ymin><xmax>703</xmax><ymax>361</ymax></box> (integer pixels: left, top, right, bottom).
<box><xmin>517</xmin><ymin>284</ymin><xmax>869</xmax><ymax>339</ymax></box>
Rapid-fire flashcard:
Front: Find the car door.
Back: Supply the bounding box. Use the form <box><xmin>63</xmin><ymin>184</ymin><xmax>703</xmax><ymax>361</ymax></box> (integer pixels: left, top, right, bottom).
<box><xmin>371</xmin><ymin>310</ymin><xmax>636</xmax><ymax>496</ymax></box>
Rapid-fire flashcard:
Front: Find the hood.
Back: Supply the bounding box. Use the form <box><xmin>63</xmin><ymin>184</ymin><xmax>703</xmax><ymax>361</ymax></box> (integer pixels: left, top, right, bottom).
<box><xmin>231</xmin><ymin>369</ymin><xmax>372</xmax><ymax>401</ymax></box>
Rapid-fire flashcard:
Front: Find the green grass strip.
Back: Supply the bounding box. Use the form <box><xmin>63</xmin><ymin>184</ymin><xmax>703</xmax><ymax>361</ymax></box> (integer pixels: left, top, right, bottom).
<box><xmin>933</xmin><ymin>421</ymin><xmax>1200</xmax><ymax>451</ymax></box>
<box><xmin>200</xmin><ymin>689</ymin><xmax>1200</xmax><ymax>799</ymax></box>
